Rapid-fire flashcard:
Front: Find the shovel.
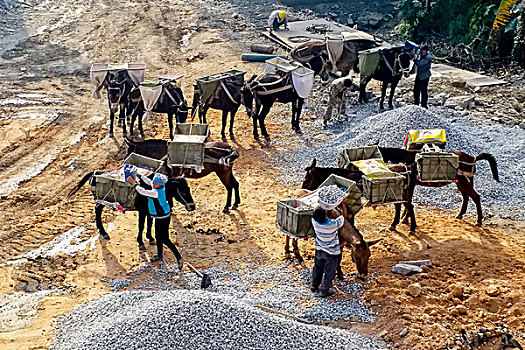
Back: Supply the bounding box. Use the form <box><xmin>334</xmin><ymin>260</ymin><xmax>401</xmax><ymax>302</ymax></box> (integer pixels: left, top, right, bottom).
<box><xmin>186</xmin><ymin>262</ymin><xmax>212</xmax><ymax>289</ymax></box>
<box><xmin>254</xmin><ymin>305</ymin><xmax>313</xmax><ymax>324</ymax></box>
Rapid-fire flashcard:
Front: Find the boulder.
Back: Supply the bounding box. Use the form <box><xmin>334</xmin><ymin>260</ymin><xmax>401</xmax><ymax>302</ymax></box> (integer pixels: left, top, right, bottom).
<box><xmin>486</xmin><ymin>284</ymin><xmax>500</xmax><ymax>297</ymax></box>
<box><xmin>368</xmin><ymin>19</ymin><xmax>379</xmax><ymax>28</ymax></box>
<box><xmin>455</xmin><ymin>304</ymin><xmax>467</xmax><ymax>315</ymax></box>
<box><xmin>449</xmin><ymin>283</ymin><xmax>464</xmax><ymax>298</ymax></box>
<box><xmin>408</xmin><ymin>283</ymin><xmax>422</xmax><ymax>297</ymax></box>
<box><xmin>444</xmin><ymin>95</ymin><xmax>475</xmax><ymax>109</ymax></box>
<box><xmin>399</xmin><ymin>259</ymin><xmax>432</xmax><ymax>267</ymax></box>
<box><xmin>392</xmin><ymin>263</ymin><xmax>423</xmax><ymax>276</ymax></box>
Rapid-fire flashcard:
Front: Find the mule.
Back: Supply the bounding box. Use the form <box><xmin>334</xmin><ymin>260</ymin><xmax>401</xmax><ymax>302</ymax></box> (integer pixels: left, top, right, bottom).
<box><xmin>191</xmin><ymin>78</ymin><xmax>243</xmax><ymax>140</ymax></box>
<box><xmin>358</xmin><ymin>47</ymin><xmax>412</xmax><ymax>110</ymax></box>
<box><xmin>103</xmin><ymin>70</ymin><xmax>136</xmax><ymax>138</ymax></box>
<box><xmin>378</xmin><ymin>147</ymin><xmax>500</xmax><ymax>232</ymax></box>
<box><xmin>67</xmin><ymin>173</ymin><xmax>195</xmax><ymax>247</ymax></box>
<box><xmin>291</xmin><ymin>39</ymin><xmax>377</xmax><ymax>79</ymax></box>
<box><xmin>128</xmin><ymin>81</ymin><xmax>189</xmax><ymax>140</ymax></box>
<box><xmin>124</xmin><ymin>137</ymin><xmax>241</xmax><ymax>213</ymax></box>
<box><xmin>291</xmin><ymin>183</ymin><xmax>380</xmax><ymax>279</ymax></box>
<box><xmin>242</xmin><ymin>74</ymin><xmax>304</xmax><ymax>140</ymax></box>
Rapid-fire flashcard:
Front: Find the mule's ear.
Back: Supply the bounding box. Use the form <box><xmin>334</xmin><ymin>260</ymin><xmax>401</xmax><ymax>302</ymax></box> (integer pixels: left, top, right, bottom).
<box><xmin>305</xmin><ymin>158</ymin><xmax>316</xmax><ymax>171</ymax></box>
<box><xmin>367</xmin><ymin>238</ymin><xmax>382</xmax><ymax>247</ymax></box>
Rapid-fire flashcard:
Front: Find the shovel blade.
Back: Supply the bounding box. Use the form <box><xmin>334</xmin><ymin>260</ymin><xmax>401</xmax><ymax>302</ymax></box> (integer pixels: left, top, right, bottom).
<box><xmin>201</xmin><ymin>274</ymin><xmax>212</xmax><ymax>289</ymax></box>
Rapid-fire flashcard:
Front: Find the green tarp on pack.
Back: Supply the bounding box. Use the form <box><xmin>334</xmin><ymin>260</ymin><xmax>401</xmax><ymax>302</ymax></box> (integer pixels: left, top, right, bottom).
<box><xmin>195</xmin><ymin>70</ymin><xmax>245</xmax><ymax>105</ymax></box>
<box><xmin>359</xmin><ymin>49</ymin><xmax>381</xmax><ymax>78</ymax></box>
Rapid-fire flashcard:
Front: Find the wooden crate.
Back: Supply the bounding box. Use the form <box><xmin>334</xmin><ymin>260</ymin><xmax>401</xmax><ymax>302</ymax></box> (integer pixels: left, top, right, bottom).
<box><xmin>276</xmin><ymin>200</ymin><xmax>314</xmax><ymax>238</ymax></box>
<box><xmin>416</xmin><ymin>152</ymin><xmax>458</xmax><ymax>182</ymax></box>
<box><xmin>93</xmin><ymin>171</ymin><xmax>137</xmax><ymax>209</ymax></box>
<box><xmin>338</xmin><ymin>145</ymin><xmax>383</xmax><ymax>170</ymax></box>
<box><xmin>362</xmin><ymin>173</ymin><xmax>406</xmax><ymax>205</ymax></box>
<box><xmin>123</xmin><ymin>153</ymin><xmax>164</xmax><ymax>173</ymax></box>
<box><xmin>318</xmin><ymin>174</ymin><xmax>365</xmax><ymax>214</ymax></box>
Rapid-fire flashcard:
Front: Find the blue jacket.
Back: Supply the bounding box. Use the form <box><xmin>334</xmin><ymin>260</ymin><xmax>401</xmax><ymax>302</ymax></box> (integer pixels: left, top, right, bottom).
<box><xmin>415</xmin><ymin>53</ymin><xmax>432</xmax><ymax>80</ymax></box>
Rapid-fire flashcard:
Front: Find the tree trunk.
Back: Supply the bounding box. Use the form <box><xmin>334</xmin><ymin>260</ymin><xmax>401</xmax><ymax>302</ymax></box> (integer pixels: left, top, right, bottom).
<box><xmin>514</xmin><ymin>3</ymin><xmax>525</xmax><ymax>68</ymax></box>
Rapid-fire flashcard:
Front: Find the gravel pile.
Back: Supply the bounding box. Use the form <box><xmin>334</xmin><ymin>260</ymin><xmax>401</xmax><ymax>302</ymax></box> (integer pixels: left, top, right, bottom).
<box><xmin>319</xmin><ymin>184</ymin><xmax>347</xmax><ymax>205</ymax></box>
<box><xmin>273</xmin><ymin>104</ymin><xmax>525</xmax><ymax>220</ymax></box>
<box><xmin>51</xmin><ymin>288</ymin><xmax>383</xmax><ymax>350</ymax></box>
<box><xmin>137</xmin><ymin>266</ymin><xmax>373</xmax><ymax>324</ymax></box>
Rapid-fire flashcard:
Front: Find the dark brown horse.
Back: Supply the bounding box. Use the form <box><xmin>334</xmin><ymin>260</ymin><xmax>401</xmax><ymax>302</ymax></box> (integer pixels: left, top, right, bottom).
<box><xmin>378</xmin><ymin>147</ymin><xmax>500</xmax><ymax>232</ymax></box>
<box><xmin>290</xmin><ymin>39</ymin><xmax>377</xmax><ymax>79</ymax></box>
<box><xmin>191</xmin><ymin>78</ymin><xmax>243</xmax><ymax>140</ymax></box>
<box><xmin>124</xmin><ymin>137</ymin><xmax>240</xmax><ymax>212</ymax></box>
<box><xmin>242</xmin><ymin>74</ymin><xmax>304</xmax><ymax>140</ymax></box>
<box><xmin>358</xmin><ymin>48</ymin><xmax>412</xmax><ymax>110</ymax></box>
<box><xmin>128</xmin><ymin>82</ymin><xmax>189</xmax><ymax>140</ymax></box>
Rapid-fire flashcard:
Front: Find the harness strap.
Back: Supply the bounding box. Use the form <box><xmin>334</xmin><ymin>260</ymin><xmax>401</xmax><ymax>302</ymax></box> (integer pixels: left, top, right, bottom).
<box><xmin>256</xmin><ymin>84</ymin><xmax>293</xmax><ymax>95</ymax></box>
<box><xmin>164</xmin><ymin>87</ymin><xmax>180</xmax><ymax>106</ymax></box>
<box><xmin>220</xmin><ymin>81</ymin><xmax>239</xmax><ymax>105</ymax></box>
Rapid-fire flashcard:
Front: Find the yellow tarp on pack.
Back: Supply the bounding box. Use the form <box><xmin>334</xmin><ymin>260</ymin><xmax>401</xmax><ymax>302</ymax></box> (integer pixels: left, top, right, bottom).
<box><xmin>351</xmin><ymin>159</ymin><xmax>395</xmax><ymax>178</ymax></box>
<box><xmin>404</xmin><ymin>129</ymin><xmax>447</xmax><ymax>149</ymax></box>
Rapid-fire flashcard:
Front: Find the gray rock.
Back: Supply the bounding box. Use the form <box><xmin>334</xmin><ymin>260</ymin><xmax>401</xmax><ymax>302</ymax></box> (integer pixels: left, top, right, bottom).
<box><xmin>444</xmin><ymin>95</ymin><xmax>475</xmax><ymax>109</ymax></box>
<box><xmin>391</xmin><ymin>263</ymin><xmax>423</xmax><ymax>276</ymax></box>
<box><xmin>399</xmin><ymin>259</ymin><xmax>432</xmax><ymax>267</ymax></box>
<box><xmin>368</xmin><ymin>19</ymin><xmax>379</xmax><ymax>28</ymax></box>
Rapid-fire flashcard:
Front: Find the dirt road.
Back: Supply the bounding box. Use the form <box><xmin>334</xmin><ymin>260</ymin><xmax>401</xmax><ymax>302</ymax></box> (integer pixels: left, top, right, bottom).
<box><xmin>0</xmin><ymin>0</ymin><xmax>524</xmax><ymax>349</ymax></box>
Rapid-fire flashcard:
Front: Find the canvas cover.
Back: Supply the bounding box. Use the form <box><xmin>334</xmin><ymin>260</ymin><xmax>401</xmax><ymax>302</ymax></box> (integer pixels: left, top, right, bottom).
<box><xmin>351</xmin><ymin>159</ymin><xmax>396</xmax><ymax>178</ymax></box>
<box><xmin>196</xmin><ymin>70</ymin><xmax>245</xmax><ymax>105</ymax></box>
<box><xmin>264</xmin><ymin>57</ymin><xmax>314</xmax><ymax>98</ymax></box>
<box><xmin>404</xmin><ymin>129</ymin><xmax>447</xmax><ymax>150</ymax></box>
<box><xmin>90</xmin><ymin>63</ymin><xmax>146</xmax><ymax>99</ymax></box>
<box><xmin>358</xmin><ymin>49</ymin><xmax>381</xmax><ymax>78</ymax></box>
<box><xmin>139</xmin><ymin>82</ymin><xmax>163</xmax><ymax>122</ymax></box>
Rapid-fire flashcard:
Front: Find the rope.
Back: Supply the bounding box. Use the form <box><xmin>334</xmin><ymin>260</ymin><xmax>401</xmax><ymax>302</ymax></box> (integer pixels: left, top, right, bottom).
<box><xmin>220</xmin><ymin>81</ymin><xmax>239</xmax><ymax>105</ymax></box>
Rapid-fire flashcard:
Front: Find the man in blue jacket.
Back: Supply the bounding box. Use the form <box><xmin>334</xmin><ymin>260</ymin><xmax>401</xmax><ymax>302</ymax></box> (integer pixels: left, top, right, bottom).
<box><xmin>412</xmin><ymin>45</ymin><xmax>432</xmax><ymax>109</ymax></box>
<box><xmin>127</xmin><ymin>173</ymin><xmax>183</xmax><ymax>269</ymax></box>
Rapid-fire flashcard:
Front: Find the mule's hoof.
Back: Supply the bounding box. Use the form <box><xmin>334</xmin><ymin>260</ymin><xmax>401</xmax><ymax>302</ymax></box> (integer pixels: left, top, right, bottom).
<box><xmin>138</xmin><ymin>244</ymin><xmax>146</xmax><ymax>251</ymax></box>
<box><xmin>295</xmin><ymin>128</ymin><xmax>303</xmax><ymax>135</ymax></box>
<box><xmin>100</xmin><ymin>233</ymin><xmax>110</xmax><ymax>240</ymax></box>
<box><xmin>264</xmin><ymin>136</ymin><xmax>271</xmax><ymax>142</ymax></box>
<box><xmin>222</xmin><ymin>207</ymin><xmax>230</xmax><ymax>214</ymax></box>
<box><xmin>409</xmin><ymin>230</ymin><xmax>417</xmax><ymax>235</ymax></box>
<box><xmin>254</xmin><ymin>135</ymin><xmax>260</xmax><ymax>140</ymax></box>
<box><xmin>231</xmin><ymin>204</ymin><xmax>239</xmax><ymax>210</ymax></box>
<box><xmin>475</xmin><ymin>222</ymin><xmax>482</xmax><ymax>227</ymax></box>
<box><xmin>108</xmin><ymin>133</ymin><xmax>114</xmax><ymax>139</ymax></box>
<box><xmin>148</xmin><ymin>239</ymin><xmax>156</xmax><ymax>245</ymax></box>
<box><xmin>150</xmin><ymin>254</ymin><xmax>163</xmax><ymax>263</ymax></box>
<box><xmin>456</xmin><ymin>215</ymin><xmax>463</xmax><ymax>220</ymax></box>
<box><xmin>388</xmin><ymin>226</ymin><xmax>397</xmax><ymax>232</ymax></box>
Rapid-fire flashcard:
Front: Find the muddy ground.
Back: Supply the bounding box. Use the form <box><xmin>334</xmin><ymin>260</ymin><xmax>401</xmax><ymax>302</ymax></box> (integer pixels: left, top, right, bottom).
<box><xmin>0</xmin><ymin>0</ymin><xmax>524</xmax><ymax>349</ymax></box>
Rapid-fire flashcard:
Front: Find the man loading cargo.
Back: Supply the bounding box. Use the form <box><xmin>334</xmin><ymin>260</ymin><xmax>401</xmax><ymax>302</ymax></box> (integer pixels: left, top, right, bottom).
<box><xmin>323</xmin><ymin>77</ymin><xmax>359</xmax><ymax>128</ymax></box>
<box><xmin>311</xmin><ymin>201</ymin><xmax>348</xmax><ymax>297</ymax></box>
<box><xmin>126</xmin><ymin>173</ymin><xmax>183</xmax><ymax>269</ymax></box>
<box><xmin>411</xmin><ymin>45</ymin><xmax>432</xmax><ymax>109</ymax></box>
<box><xmin>268</xmin><ymin>10</ymin><xmax>288</xmax><ymax>31</ymax></box>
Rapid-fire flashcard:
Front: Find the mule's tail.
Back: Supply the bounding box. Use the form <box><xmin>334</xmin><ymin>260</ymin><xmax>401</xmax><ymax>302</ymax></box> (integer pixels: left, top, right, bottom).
<box><xmin>475</xmin><ymin>153</ymin><xmax>500</xmax><ymax>182</ymax></box>
<box><xmin>67</xmin><ymin>172</ymin><xmax>94</xmax><ymax>199</ymax></box>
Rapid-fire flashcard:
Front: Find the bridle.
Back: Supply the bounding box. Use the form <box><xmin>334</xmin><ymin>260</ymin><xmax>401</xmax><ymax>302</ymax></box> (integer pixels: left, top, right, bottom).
<box><xmin>382</xmin><ymin>51</ymin><xmax>411</xmax><ymax>77</ymax></box>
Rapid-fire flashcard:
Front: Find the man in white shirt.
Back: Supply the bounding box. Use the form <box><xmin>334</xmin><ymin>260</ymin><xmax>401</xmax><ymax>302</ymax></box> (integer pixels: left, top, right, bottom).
<box><xmin>268</xmin><ymin>10</ymin><xmax>288</xmax><ymax>31</ymax></box>
<box><xmin>311</xmin><ymin>201</ymin><xmax>348</xmax><ymax>297</ymax></box>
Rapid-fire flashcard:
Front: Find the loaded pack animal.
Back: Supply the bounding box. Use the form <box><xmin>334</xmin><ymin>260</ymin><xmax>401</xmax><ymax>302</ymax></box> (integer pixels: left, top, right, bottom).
<box><xmin>378</xmin><ymin>146</ymin><xmax>500</xmax><ymax>233</ymax></box>
<box><xmin>191</xmin><ymin>77</ymin><xmax>244</xmax><ymax>140</ymax></box>
<box><xmin>124</xmin><ymin>137</ymin><xmax>240</xmax><ymax>213</ymax></box>
<box><xmin>242</xmin><ymin>73</ymin><xmax>304</xmax><ymax>140</ymax></box>
<box><xmin>67</xmin><ymin>172</ymin><xmax>195</xmax><ymax>248</ymax></box>
<box><xmin>358</xmin><ymin>47</ymin><xmax>412</xmax><ymax>110</ymax></box>
<box><xmin>296</xmin><ymin>160</ymin><xmax>381</xmax><ymax>279</ymax></box>
<box><xmin>128</xmin><ymin>79</ymin><xmax>190</xmax><ymax>140</ymax></box>
<box><xmin>290</xmin><ymin>39</ymin><xmax>377</xmax><ymax>79</ymax></box>
<box><xmin>102</xmin><ymin>69</ymin><xmax>137</xmax><ymax>138</ymax></box>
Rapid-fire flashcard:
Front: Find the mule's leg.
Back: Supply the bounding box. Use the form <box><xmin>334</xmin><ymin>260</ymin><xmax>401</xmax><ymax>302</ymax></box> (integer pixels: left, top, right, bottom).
<box><xmin>217</xmin><ymin>170</ymin><xmax>234</xmax><ymax>213</ymax></box>
<box><xmin>401</xmin><ymin>206</ymin><xmax>410</xmax><ymax>225</ymax></box>
<box><xmin>258</xmin><ymin>104</ymin><xmax>272</xmax><ymax>140</ymax></box>
<box><xmin>456</xmin><ymin>190</ymin><xmax>469</xmax><ymax>220</ymax></box>
<box><xmin>230</xmin><ymin>172</ymin><xmax>241</xmax><ymax>210</ymax></box>
<box><xmin>390</xmin><ymin>203</ymin><xmax>402</xmax><ymax>231</ymax></box>
<box><xmin>291</xmin><ymin>100</ymin><xmax>297</xmax><ymax>130</ymax></box>
<box><xmin>229</xmin><ymin>106</ymin><xmax>239</xmax><ymax>138</ymax></box>
<box><xmin>252</xmin><ymin>102</ymin><xmax>263</xmax><ymax>139</ymax></box>
<box><xmin>129</xmin><ymin>109</ymin><xmax>136</xmax><ymax>137</ymax></box>
<box><xmin>95</xmin><ymin>204</ymin><xmax>110</xmax><ymax>239</ymax></box>
<box><xmin>284</xmin><ymin>236</ymin><xmax>291</xmax><ymax>259</ymax></box>
<box><xmin>138</xmin><ymin>113</ymin><xmax>144</xmax><ymax>138</ymax></box>
<box><xmin>388</xmin><ymin>79</ymin><xmax>399</xmax><ymax>109</ymax></box>
<box><xmin>379</xmin><ymin>82</ymin><xmax>387</xmax><ymax>110</ymax></box>
<box><xmin>221</xmin><ymin>109</ymin><xmax>228</xmax><ymax>140</ymax></box>
<box><xmin>201</xmin><ymin>106</ymin><xmax>208</xmax><ymax>124</ymax></box>
<box><xmin>168</xmin><ymin>112</ymin><xmax>174</xmax><ymax>140</ymax></box>
<box><xmin>120</xmin><ymin>106</ymin><xmax>127</xmax><ymax>137</ymax></box>
<box><xmin>109</xmin><ymin>109</ymin><xmax>115</xmax><ymax>138</ymax></box>
<box><xmin>292</xmin><ymin>238</ymin><xmax>303</xmax><ymax>263</ymax></box>
<box><xmin>406</xmin><ymin>202</ymin><xmax>417</xmax><ymax>234</ymax></box>
<box><xmin>470</xmin><ymin>188</ymin><xmax>483</xmax><ymax>226</ymax></box>
<box><xmin>295</xmin><ymin>98</ymin><xmax>304</xmax><ymax>134</ymax></box>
